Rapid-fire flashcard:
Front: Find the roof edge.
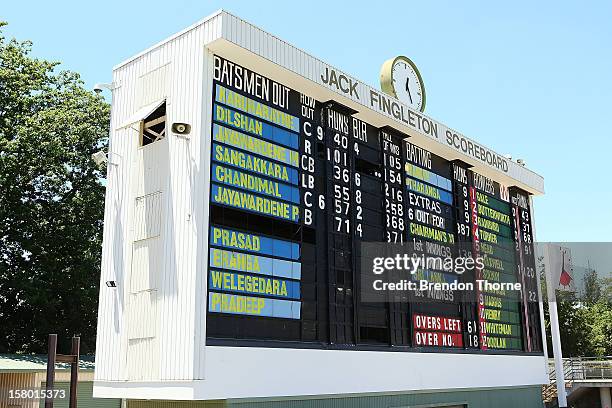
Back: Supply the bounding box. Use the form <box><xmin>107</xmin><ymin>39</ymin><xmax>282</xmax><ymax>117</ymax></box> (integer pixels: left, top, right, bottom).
<box><xmin>112</xmin><ymin>9</ymin><xmax>226</xmax><ymax>71</ymax></box>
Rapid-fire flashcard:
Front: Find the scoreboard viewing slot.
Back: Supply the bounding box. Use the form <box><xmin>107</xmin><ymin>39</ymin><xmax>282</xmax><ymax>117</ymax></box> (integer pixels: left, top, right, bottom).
<box><xmin>206</xmin><ymin>55</ymin><xmax>542</xmax><ymax>354</ymax></box>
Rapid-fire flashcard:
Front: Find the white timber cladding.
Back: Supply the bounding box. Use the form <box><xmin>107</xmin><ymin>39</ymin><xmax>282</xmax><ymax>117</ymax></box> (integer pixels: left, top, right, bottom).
<box><xmin>136</xmin><ymin>62</ymin><xmax>171</xmax><ymax>107</ymax></box>
<box><xmin>132</xmin><ymin>192</ymin><xmax>163</xmax><ymax>242</ymax></box>
<box><xmin>126</xmin><ymin>139</ymin><xmax>165</xmax><ymax>380</ymax></box>
<box><xmin>129</xmin><ymin>142</ymin><xmax>166</xmax><ymax>295</ymax></box>
<box><xmin>95</xmin><ymin>11</ymin><xmax>223</xmax><ymax>383</ymax></box>
<box><xmin>94</xmin><ymin>10</ymin><xmax>547</xmax><ymax>399</ymax></box>
<box><xmin>127</xmin><ymin>291</ymin><xmax>158</xmax><ymax>339</ymax></box>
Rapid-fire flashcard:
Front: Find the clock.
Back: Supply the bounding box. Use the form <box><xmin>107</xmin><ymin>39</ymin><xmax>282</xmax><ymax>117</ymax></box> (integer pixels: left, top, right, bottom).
<box><xmin>380</xmin><ymin>56</ymin><xmax>426</xmax><ymax>112</ymax></box>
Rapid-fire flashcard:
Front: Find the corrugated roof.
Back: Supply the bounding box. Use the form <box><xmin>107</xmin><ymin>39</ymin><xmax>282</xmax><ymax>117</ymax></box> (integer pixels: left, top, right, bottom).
<box><xmin>0</xmin><ymin>354</ymin><xmax>95</xmax><ymax>373</ymax></box>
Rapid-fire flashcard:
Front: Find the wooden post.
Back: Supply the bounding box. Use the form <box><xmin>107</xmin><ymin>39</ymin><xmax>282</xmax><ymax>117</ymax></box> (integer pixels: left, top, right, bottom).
<box><xmin>69</xmin><ymin>336</ymin><xmax>80</xmax><ymax>408</ymax></box>
<box><xmin>45</xmin><ymin>334</ymin><xmax>57</xmax><ymax>408</ymax></box>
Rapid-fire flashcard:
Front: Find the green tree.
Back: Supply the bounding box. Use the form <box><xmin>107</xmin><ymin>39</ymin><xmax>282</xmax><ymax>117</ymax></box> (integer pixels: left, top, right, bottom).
<box><xmin>0</xmin><ymin>22</ymin><xmax>109</xmax><ymax>353</ymax></box>
<box><xmin>600</xmin><ymin>276</ymin><xmax>612</xmax><ymax>303</ymax></box>
<box><xmin>583</xmin><ymin>301</ymin><xmax>612</xmax><ymax>356</ymax></box>
<box><xmin>583</xmin><ymin>267</ymin><xmax>601</xmax><ymax>305</ymax></box>
<box><xmin>541</xmin><ymin>257</ymin><xmax>595</xmax><ymax>357</ymax></box>
<box><xmin>543</xmin><ymin>290</ymin><xmax>594</xmax><ymax>357</ymax></box>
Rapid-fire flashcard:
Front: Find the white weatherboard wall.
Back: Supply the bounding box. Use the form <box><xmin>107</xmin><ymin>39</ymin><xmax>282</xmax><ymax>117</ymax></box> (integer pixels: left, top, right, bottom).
<box><xmin>94</xmin><ymin>10</ymin><xmax>548</xmax><ymax>400</ymax></box>
<box><xmin>94</xmin><ymin>11</ymin><xmax>223</xmax><ymax>383</ymax></box>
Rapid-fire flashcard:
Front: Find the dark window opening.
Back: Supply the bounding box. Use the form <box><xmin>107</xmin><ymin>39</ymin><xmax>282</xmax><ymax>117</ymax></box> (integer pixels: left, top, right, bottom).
<box><xmin>141</xmin><ymin>102</ymin><xmax>166</xmax><ymax>146</ymax></box>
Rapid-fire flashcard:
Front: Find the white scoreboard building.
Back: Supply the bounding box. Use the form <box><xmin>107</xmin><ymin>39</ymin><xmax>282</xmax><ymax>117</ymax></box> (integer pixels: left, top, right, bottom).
<box><xmin>94</xmin><ymin>10</ymin><xmax>548</xmax><ymax>408</ymax></box>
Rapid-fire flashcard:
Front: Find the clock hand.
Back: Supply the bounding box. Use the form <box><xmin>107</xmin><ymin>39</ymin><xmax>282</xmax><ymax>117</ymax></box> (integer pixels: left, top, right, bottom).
<box><xmin>405</xmin><ymin>77</ymin><xmax>413</xmax><ymax>104</ymax></box>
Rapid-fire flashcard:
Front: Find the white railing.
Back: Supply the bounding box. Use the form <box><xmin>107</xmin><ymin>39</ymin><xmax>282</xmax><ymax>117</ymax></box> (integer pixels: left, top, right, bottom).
<box><xmin>548</xmin><ymin>357</ymin><xmax>612</xmax><ymax>382</ymax></box>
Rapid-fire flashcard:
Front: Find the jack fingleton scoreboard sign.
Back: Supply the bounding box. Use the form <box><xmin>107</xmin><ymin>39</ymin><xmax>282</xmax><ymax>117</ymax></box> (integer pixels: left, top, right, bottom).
<box><xmin>206</xmin><ymin>55</ymin><xmax>542</xmax><ymax>353</ymax></box>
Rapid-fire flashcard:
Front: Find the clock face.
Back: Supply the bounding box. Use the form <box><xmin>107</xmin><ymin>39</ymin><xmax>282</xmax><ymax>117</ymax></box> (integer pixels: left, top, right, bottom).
<box><xmin>392</xmin><ymin>58</ymin><xmax>425</xmax><ymax>111</ymax></box>
<box><xmin>380</xmin><ymin>56</ymin><xmax>426</xmax><ymax>112</ymax></box>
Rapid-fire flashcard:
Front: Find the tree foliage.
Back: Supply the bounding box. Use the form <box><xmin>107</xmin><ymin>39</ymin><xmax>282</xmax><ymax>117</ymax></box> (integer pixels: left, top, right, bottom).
<box><xmin>542</xmin><ymin>264</ymin><xmax>612</xmax><ymax>357</ymax></box>
<box><xmin>583</xmin><ymin>268</ymin><xmax>601</xmax><ymax>305</ymax></box>
<box><xmin>583</xmin><ymin>301</ymin><xmax>612</xmax><ymax>356</ymax></box>
<box><xmin>0</xmin><ymin>22</ymin><xmax>110</xmax><ymax>353</ymax></box>
<box><xmin>544</xmin><ymin>291</ymin><xmax>593</xmax><ymax>357</ymax></box>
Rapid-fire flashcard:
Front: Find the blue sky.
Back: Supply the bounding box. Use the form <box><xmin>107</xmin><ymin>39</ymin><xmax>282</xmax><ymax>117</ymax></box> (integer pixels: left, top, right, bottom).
<box><xmin>3</xmin><ymin>1</ymin><xmax>611</xmax><ymax>241</ymax></box>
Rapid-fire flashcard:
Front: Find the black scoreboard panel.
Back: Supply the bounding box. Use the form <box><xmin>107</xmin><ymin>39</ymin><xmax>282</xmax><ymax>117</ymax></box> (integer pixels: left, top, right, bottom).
<box><xmin>206</xmin><ymin>55</ymin><xmax>543</xmax><ymax>354</ymax></box>
<box><xmin>509</xmin><ymin>188</ymin><xmax>542</xmax><ymax>352</ymax></box>
<box><xmin>403</xmin><ymin>141</ymin><xmax>464</xmax><ymax>348</ymax></box>
<box><xmin>469</xmin><ymin>172</ymin><xmax>523</xmax><ymax>350</ymax></box>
